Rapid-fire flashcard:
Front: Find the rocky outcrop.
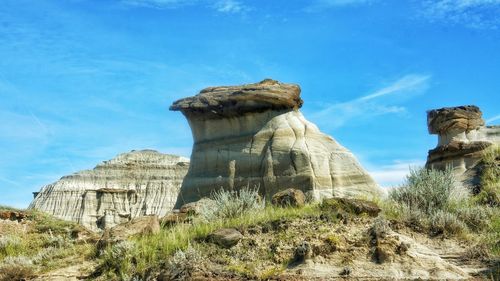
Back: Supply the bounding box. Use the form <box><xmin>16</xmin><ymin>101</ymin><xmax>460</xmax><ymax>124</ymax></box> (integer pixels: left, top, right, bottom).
<box><xmin>98</xmin><ymin>215</ymin><xmax>160</xmax><ymax>249</ymax></box>
<box><xmin>170</xmin><ymin>79</ymin><xmax>381</xmax><ymax>207</ymax></box>
<box><xmin>271</xmin><ymin>188</ymin><xmax>306</xmax><ymax>207</ymax></box>
<box><xmin>29</xmin><ymin>150</ymin><xmax>189</xmax><ymax>231</ymax></box>
<box><xmin>426</xmin><ymin>105</ymin><xmax>500</xmax><ymax>185</ymax></box>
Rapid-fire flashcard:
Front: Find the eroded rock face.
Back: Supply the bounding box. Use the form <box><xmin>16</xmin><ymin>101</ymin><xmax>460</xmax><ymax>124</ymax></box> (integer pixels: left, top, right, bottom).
<box><xmin>29</xmin><ymin>150</ymin><xmax>189</xmax><ymax>231</ymax></box>
<box><xmin>171</xmin><ymin>79</ymin><xmax>381</xmax><ymax>207</ymax></box>
<box><xmin>426</xmin><ymin>105</ymin><xmax>500</xmax><ymax>185</ymax></box>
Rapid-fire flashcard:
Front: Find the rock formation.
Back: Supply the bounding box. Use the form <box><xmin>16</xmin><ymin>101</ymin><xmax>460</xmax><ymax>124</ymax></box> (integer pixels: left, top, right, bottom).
<box><xmin>426</xmin><ymin>105</ymin><xmax>500</xmax><ymax>185</ymax></box>
<box><xmin>29</xmin><ymin>150</ymin><xmax>189</xmax><ymax>231</ymax></box>
<box><xmin>170</xmin><ymin>79</ymin><xmax>381</xmax><ymax>207</ymax></box>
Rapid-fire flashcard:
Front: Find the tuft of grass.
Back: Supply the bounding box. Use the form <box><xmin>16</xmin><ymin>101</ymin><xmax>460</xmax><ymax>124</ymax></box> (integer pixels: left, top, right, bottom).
<box><xmin>0</xmin><ymin>205</ymin><xmax>22</xmax><ymax>212</ymax></box>
<box><xmin>165</xmin><ymin>245</ymin><xmax>204</xmax><ymax>281</ymax></box>
<box><xmin>476</xmin><ymin>144</ymin><xmax>500</xmax><ymax>207</ymax></box>
<box><xmin>429</xmin><ymin>210</ymin><xmax>467</xmax><ymax>236</ymax></box>
<box><xmin>98</xmin><ymin>241</ymin><xmax>137</xmax><ymax>281</ymax></box>
<box><xmin>0</xmin><ymin>256</ymin><xmax>35</xmax><ymax>281</ymax></box>
<box><xmin>28</xmin><ymin>211</ymin><xmax>78</xmax><ymax>235</ymax></box>
<box><xmin>201</xmin><ymin>186</ymin><xmax>264</xmax><ymax>221</ymax></box>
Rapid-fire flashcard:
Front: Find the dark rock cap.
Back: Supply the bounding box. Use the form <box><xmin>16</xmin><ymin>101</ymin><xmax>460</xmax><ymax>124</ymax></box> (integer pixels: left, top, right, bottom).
<box><xmin>170</xmin><ymin>79</ymin><xmax>303</xmax><ymax>119</ymax></box>
<box><xmin>427</xmin><ymin>105</ymin><xmax>484</xmax><ymax>134</ymax></box>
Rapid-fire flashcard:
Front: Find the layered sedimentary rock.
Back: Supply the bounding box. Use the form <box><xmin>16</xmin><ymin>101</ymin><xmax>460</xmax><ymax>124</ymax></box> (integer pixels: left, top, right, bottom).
<box><xmin>29</xmin><ymin>150</ymin><xmax>189</xmax><ymax>231</ymax></box>
<box><xmin>426</xmin><ymin>105</ymin><xmax>500</xmax><ymax>185</ymax></box>
<box><xmin>171</xmin><ymin>79</ymin><xmax>381</xmax><ymax>207</ymax></box>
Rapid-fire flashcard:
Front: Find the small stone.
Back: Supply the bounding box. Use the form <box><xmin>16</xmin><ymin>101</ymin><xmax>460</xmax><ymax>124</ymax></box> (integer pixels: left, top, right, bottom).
<box><xmin>179</xmin><ymin>198</ymin><xmax>216</xmax><ymax>216</ymax></box>
<box><xmin>339</xmin><ymin>267</ymin><xmax>351</xmax><ymax>276</ymax></box>
<box><xmin>208</xmin><ymin>228</ymin><xmax>243</xmax><ymax>248</ymax></box>
<box><xmin>374</xmin><ymin>244</ymin><xmax>394</xmax><ymax>264</ymax></box>
<box><xmin>396</xmin><ymin>242</ymin><xmax>411</xmax><ymax>255</ymax></box>
<box><xmin>271</xmin><ymin>188</ymin><xmax>306</xmax><ymax>208</ymax></box>
<box><xmin>160</xmin><ymin>212</ymin><xmax>189</xmax><ymax>227</ymax></box>
<box><xmin>294</xmin><ymin>241</ymin><xmax>311</xmax><ymax>262</ymax></box>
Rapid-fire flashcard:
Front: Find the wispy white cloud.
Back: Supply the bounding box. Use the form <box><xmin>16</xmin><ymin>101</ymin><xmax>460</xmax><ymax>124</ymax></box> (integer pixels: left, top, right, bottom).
<box><xmin>306</xmin><ymin>0</ymin><xmax>374</xmax><ymax>12</ymax></box>
<box><xmin>367</xmin><ymin>159</ymin><xmax>425</xmax><ymax>188</ymax></box>
<box><xmin>0</xmin><ymin>111</ymin><xmax>51</xmax><ymax>140</ymax></box>
<box><xmin>122</xmin><ymin>0</ymin><xmax>250</xmax><ymax>13</ymax></box>
<box><xmin>486</xmin><ymin>114</ymin><xmax>500</xmax><ymax>124</ymax></box>
<box><xmin>421</xmin><ymin>0</ymin><xmax>500</xmax><ymax>29</ymax></box>
<box><xmin>310</xmin><ymin>74</ymin><xmax>431</xmax><ymax>129</ymax></box>
<box><xmin>121</xmin><ymin>0</ymin><xmax>196</xmax><ymax>9</ymax></box>
<box><xmin>357</xmin><ymin>75</ymin><xmax>431</xmax><ymax>102</ymax></box>
<box><xmin>213</xmin><ymin>0</ymin><xmax>249</xmax><ymax>13</ymax></box>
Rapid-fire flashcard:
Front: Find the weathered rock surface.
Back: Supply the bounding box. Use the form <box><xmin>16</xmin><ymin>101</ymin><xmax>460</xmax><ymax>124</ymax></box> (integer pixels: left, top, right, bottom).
<box><xmin>178</xmin><ymin>198</ymin><xmax>216</xmax><ymax>215</ymax></box>
<box><xmin>171</xmin><ymin>79</ymin><xmax>381</xmax><ymax>207</ymax></box>
<box><xmin>98</xmin><ymin>215</ymin><xmax>160</xmax><ymax>249</ymax></box>
<box><xmin>0</xmin><ymin>211</ymin><xmax>26</xmax><ymax>222</ymax></box>
<box><xmin>426</xmin><ymin>105</ymin><xmax>500</xmax><ymax>186</ymax></box>
<box><xmin>208</xmin><ymin>228</ymin><xmax>243</xmax><ymax>248</ymax></box>
<box><xmin>29</xmin><ymin>150</ymin><xmax>189</xmax><ymax>231</ymax></box>
<box><xmin>271</xmin><ymin>188</ymin><xmax>306</xmax><ymax>207</ymax></box>
<box><xmin>321</xmin><ymin>197</ymin><xmax>381</xmax><ymax>217</ymax></box>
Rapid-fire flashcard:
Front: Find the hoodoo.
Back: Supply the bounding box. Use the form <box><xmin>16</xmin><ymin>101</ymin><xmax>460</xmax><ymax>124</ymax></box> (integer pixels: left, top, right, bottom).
<box><xmin>426</xmin><ymin>105</ymin><xmax>500</xmax><ymax>186</ymax></box>
<box><xmin>171</xmin><ymin>79</ymin><xmax>381</xmax><ymax>207</ymax></box>
<box><xmin>29</xmin><ymin>150</ymin><xmax>189</xmax><ymax>231</ymax></box>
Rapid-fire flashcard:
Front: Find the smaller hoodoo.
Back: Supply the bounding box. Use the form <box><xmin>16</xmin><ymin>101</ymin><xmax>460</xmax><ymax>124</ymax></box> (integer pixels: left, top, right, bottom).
<box><xmin>170</xmin><ymin>79</ymin><xmax>382</xmax><ymax>207</ymax></box>
<box><xmin>425</xmin><ymin>105</ymin><xmax>500</xmax><ymax>186</ymax></box>
<box><xmin>29</xmin><ymin>150</ymin><xmax>189</xmax><ymax>231</ymax></box>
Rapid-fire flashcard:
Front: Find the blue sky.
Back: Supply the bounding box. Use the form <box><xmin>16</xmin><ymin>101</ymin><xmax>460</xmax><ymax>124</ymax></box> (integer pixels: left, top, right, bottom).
<box><xmin>1</xmin><ymin>0</ymin><xmax>499</xmax><ymax>208</ymax></box>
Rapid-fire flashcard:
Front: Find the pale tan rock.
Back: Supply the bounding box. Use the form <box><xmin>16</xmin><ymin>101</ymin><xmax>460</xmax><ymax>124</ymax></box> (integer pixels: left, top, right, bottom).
<box><xmin>98</xmin><ymin>215</ymin><xmax>160</xmax><ymax>249</ymax></box>
<box><xmin>271</xmin><ymin>188</ymin><xmax>306</xmax><ymax>207</ymax></box>
<box><xmin>171</xmin><ymin>79</ymin><xmax>382</xmax><ymax>207</ymax></box>
<box><xmin>208</xmin><ymin>228</ymin><xmax>243</xmax><ymax>248</ymax></box>
<box><xmin>28</xmin><ymin>150</ymin><xmax>189</xmax><ymax>231</ymax></box>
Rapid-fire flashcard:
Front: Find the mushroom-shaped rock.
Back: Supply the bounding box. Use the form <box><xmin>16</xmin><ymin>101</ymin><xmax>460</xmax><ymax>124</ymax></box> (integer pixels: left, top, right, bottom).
<box><xmin>425</xmin><ymin>105</ymin><xmax>499</xmax><ymax>186</ymax></box>
<box><xmin>427</xmin><ymin>105</ymin><xmax>484</xmax><ymax>136</ymax></box>
<box><xmin>171</xmin><ymin>79</ymin><xmax>382</xmax><ymax>207</ymax></box>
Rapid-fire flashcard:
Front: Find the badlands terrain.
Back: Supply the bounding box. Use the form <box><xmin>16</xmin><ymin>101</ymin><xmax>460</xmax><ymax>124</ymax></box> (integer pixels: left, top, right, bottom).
<box><xmin>0</xmin><ymin>80</ymin><xmax>499</xmax><ymax>281</ymax></box>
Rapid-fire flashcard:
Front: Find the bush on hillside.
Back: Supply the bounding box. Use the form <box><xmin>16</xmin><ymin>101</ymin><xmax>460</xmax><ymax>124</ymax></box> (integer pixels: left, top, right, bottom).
<box><xmin>389</xmin><ymin>167</ymin><xmax>468</xmax><ymax>215</ymax></box>
<box><xmin>0</xmin><ymin>236</ymin><xmax>23</xmax><ymax>258</ymax></box>
<box><xmin>201</xmin><ymin>186</ymin><xmax>264</xmax><ymax>221</ymax></box>
<box><xmin>476</xmin><ymin>144</ymin><xmax>500</xmax><ymax>207</ymax></box>
<box><xmin>99</xmin><ymin>241</ymin><xmax>136</xmax><ymax>281</ymax></box>
<box><xmin>0</xmin><ymin>256</ymin><xmax>35</xmax><ymax>281</ymax></box>
<box><xmin>164</xmin><ymin>246</ymin><xmax>203</xmax><ymax>281</ymax></box>
<box><xmin>387</xmin><ymin>167</ymin><xmax>495</xmax><ymax>236</ymax></box>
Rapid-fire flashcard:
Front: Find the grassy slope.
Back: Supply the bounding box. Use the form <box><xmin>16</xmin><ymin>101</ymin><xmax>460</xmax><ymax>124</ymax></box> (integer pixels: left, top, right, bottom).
<box><xmin>0</xmin><ymin>210</ymin><xmax>95</xmax><ymax>281</ymax></box>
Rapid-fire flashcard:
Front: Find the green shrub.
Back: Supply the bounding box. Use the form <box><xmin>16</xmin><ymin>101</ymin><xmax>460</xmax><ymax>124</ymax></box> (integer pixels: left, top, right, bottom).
<box><xmin>0</xmin><ymin>256</ymin><xmax>35</xmax><ymax>281</ymax></box>
<box><xmin>429</xmin><ymin>210</ymin><xmax>467</xmax><ymax>236</ymax></box>
<box><xmin>476</xmin><ymin>144</ymin><xmax>500</xmax><ymax>207</ymax></box>
<box><xmin>28</xmin><ymin>211</ymin><xmax>77</xmax><ymax>235</ymax></box>
<box><xmin>454</xmin><ymin>205</ymin><xmax>492</xmax><ymax>231</ymax></box>
<box><xmin>0</xmin><ymin>236</ymin><xmax>23</xmax><ymax>258</ymax></box>
<box><xmin>165</xmin><ymin>246</ymin><xmax>203</xmax><ymax>281</ymax></box>
<box><xmin>99</xmin><ymin>241</ymin><xmax>137</xmax><ymax>281</ymax></box>
<box><xmin>385</xmin><ymin>167</ymin><xmax>495</xmax><ymax>236</ymax></box>
<box><xmin>389</xmin><ymin>167</ymin><xmax>467</xmax><ymax>215</ymax></box>
<box><xmin>201</xmin><ymin>186</ymin><xmax>264</xmax><ymax>221</ymax></box>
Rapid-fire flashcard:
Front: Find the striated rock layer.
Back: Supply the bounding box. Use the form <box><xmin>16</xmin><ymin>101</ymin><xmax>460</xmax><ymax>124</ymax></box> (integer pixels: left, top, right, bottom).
<box><xmin>426</xmin><ymin>105</ymin><xmax>500</xmax><ymax>186</ymax></box>
<box><xmin>29</xmin><ymin>150</ymin><xmax>189</xmax><ymax>231</ymax></box>
<box><xmin>171</xmin><ymin>79</ymin><xmax>381</xmax><ymax>207</ymax></box>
